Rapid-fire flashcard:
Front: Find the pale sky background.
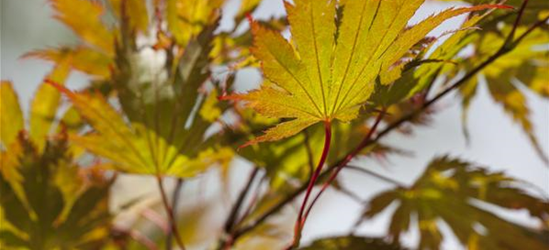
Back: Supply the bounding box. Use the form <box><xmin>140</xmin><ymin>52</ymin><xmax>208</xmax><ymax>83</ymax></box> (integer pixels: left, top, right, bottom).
<box><xmin>1</xmin><ymin>0</ymin><xmax>548</xmax><ymax>249</ymax></box>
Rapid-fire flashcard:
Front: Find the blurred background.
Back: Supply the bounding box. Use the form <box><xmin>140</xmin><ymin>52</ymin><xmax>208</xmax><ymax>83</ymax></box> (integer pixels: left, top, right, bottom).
<box><xmin>1</xmin><ymin>0</ymin><xmax>548</xmax><ymax>249</ymax></box>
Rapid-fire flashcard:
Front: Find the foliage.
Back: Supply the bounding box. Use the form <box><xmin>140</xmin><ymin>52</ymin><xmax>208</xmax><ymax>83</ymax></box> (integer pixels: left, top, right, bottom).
<box><xmin>225</xmin><ymin>0</ymin><xmax>509</xmax><ymax>145</ymax></box>
<box><xmin>362</xmin><ymin>156</ymin><xmax>549</xmax><ymax>250</ymax></box>
<box><xmin>0</xmin><ymin>81</ymin><xmax>112</xmax><ymax>250</ymax></box>
<box><xmin>1</xmin><ymin>0</ymin><xmax>548</xmax><ymax>249</ymax></box>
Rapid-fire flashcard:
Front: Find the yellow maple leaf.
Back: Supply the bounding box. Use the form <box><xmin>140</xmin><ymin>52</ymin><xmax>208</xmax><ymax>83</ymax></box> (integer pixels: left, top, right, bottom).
<box><xmin>228</xmin><ymin>0</ymin><xmax>509</xmax><ymax>145</ymax></box>
<box><xmin>50</xmin><ymin>0</ymin><xmax>114</xmax><ymax>55</ymax></box>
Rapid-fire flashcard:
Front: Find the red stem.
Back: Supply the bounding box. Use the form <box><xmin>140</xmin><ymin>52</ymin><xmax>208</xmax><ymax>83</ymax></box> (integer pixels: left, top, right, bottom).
<box><xmin>291</xmin><ymin>121</ymin><xmax>332</xmax><ymax>247</ymax></box>
<box><xmin>302</xmin><ymin>111</ymin><xmax>385</xmax><ymax>224</ymax></box>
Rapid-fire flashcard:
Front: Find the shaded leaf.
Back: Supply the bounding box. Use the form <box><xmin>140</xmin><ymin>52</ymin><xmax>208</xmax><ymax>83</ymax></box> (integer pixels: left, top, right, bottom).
<box><xmin>0</xmin><ymin>133</ymin><xmax>113</xmax><ymax>249</ymax></box>
<box><xmin>363</xmin><ymin>156</ymin><xmax>549</xmax><ymax>250</ymax></box>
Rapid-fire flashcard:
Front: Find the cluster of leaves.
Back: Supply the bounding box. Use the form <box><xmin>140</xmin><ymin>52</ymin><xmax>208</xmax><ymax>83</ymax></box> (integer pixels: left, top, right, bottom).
<box><xmin>1</xmin><ymin>81</ymin><xmax>112</xmax><ymax>249</ymax></box>
<box><xmin>27</xmin><ymin>0</ymin><xmax>238</xmax><ymax>178</ymax></box>
<box><xmin>1</xmin><ymin>0</ymin><xmax>548</xmax><ymax>249</ymax></box>
<box><xmin>447</xmin><ymin>0</ymin><xmax>549</xmax><ymax>162</ymax></box>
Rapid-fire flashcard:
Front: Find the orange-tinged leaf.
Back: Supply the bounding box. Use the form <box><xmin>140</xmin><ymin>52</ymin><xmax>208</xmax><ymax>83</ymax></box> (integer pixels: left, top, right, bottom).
<box><xmin>0</xmin><ymin>82</ymin><xmax>24</xmax><ymax>147</ymax></box>
<box><xmin>25</xmin><ymin>47</ymin><xmax>113</xmax><ymax>78</ymax></box>
<box><xmin>230</xmin><ymin>0</ymin><xmax>508</xmax><ymax>145</ymax></box>
<box><xmin>242</xmin><ymin>118</ymin><xmax>318</xmax><ymax>148</ymax></box>
<box><xmin>29</xmin><ymin>62</ymin><xmax>71</xmax><ymax>151</ymax></box>
<box><xmin>50</xmin><ymin>0</ymin><xmax>114</xmax><ymax>55</ymax></box>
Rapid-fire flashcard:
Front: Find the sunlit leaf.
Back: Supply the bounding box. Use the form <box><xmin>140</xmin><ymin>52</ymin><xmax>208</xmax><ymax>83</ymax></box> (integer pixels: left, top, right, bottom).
<box><xmin>29</xmin><ymin>62</ymin><xmax>71</xmax><ymax>151</ymax></box>
<box><xmin>50</xmin><ymin>0</ymin><xmax>114</xmax><ymax>55</ymax></box>
<box><xmin>25</xmin><ymin>47</ymin><xmax>113</xmax><ymax>78</ymax></box>
<box><xmin>437</xmin><ymin>0</ymin><xmax>549</xmax><ymax>26</ymax></box>
<box><xmin>0</xmin><ymin>82</ymin><xmax>24</xmax><ymax>147</ymax></box>
<box><xmin>227</xmin><ymin>0</ymin><xmax>507</xmax><ymax>145</ymax></box>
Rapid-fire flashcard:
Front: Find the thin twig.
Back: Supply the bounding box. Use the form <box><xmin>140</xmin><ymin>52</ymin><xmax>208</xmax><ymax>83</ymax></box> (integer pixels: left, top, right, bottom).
<box><xmin>156</xmin><ymin>176</ymin><xmax>186</xmax><ymax>250</ymax></box>
<box><xmin>224</xmin><ymin>168</ymin><xmax>260</xmax><ymax>233</ymax></box>
<box><xmin>234</xmin><ymin>172</ymin><xmax>267</xmax><ymax>227</ymax></box>
<box><xmin>505</xmin><ymin>0</ymin><xmax>529</xmax><ymax>45</ymax></box>
<box><xmin>334</xmin><ymin>186</ymin><xmax>364</xmax><ymax>204</ymax></box>
<box><xmin>166</xmin><ymin>179</ymin><xmax>184</xmax><ymax>250</ymax></box>
<box><xmin>512</xmin><ymin>15</ymin><xmax>549</xmax><ymax>45</ymax></box>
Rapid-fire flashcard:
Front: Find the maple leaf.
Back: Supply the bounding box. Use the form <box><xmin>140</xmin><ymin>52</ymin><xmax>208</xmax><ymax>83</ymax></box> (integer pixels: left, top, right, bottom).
<box><xmin>25</xmin><ymin>46</ymin><xmax>113</xmax><ymax>78</ymax></box>
<box><xmin>1</xmin><ymin>62</ymin><xmax>71</xmax><ymax>152</ymax></box>
<box><xmin>48</xmin><ymin>83</ymin><xmax>228</xmax><ymax>177</ymax></box>
<box><xmin>362</xmin><ymin>156</ymin><xmax>549</xmax><ymax>250</ymax></box>
<box><xmin>50</xmin><ymin>0</ymin><xmax>115</xmax><ymax>55</ymax></box>
<box><xmin>459</xmin><ymin>26</ymin><xmax>549</xmax><ymax>163</ymax></box>
<box><xmin>0</xmin><ymin>133</ymin><xmax>113</xmax><ymax>249</ymax></box>
<box><xmin>227</xmin><ymin>0</ymin><xmax>509</xmax><ymax>145</ymax></box>
<box><xmin>369</xmin><ymin>12</ymin><xmax>486</xmax><ymax>107</ymax></box>
<box><xmin>26</xmin><ymin>0</ymin><xmax>116</xmax><ymax>79</ymax></box>
<box><xmin>0</xmin><ymin>80</ymin><xmax>112</xmax><ymax>249</ymax></box>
